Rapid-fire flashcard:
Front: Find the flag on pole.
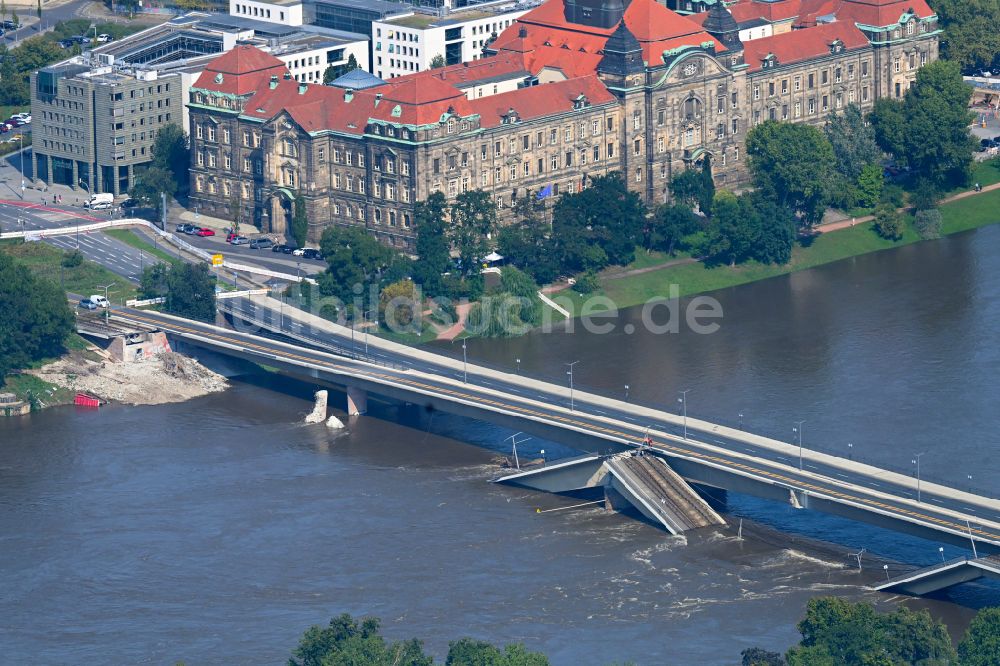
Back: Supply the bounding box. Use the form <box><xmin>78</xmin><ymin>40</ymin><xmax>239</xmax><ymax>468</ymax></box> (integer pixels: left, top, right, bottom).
<box><xmin>537</xmin><ymin>184</ymin><xmax>553</xmax><ymax>199</ymax></box>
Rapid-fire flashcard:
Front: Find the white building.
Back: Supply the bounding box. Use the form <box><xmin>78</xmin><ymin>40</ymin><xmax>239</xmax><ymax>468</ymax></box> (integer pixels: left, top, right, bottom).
<box><xmin>229</xmin><ymin>0</ymin><xmax>310</xmax><ymax>27</ymax></box>
<box><xmin>272</xmin><ymin>34</ymin><xmax>369</xmax><ymax>82</ymax></box>
<box><xmin>372</xmin><ymin>4</ymin><xmax>529</xmax><ymax>80</ymax></box>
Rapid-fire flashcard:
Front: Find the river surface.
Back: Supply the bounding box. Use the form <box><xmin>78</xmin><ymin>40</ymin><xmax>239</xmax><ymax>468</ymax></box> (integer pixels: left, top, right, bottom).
<box><xmin>3</xmin><ymin>226</ymin><xmax>1000</xmax><ymax>665</ymax></box>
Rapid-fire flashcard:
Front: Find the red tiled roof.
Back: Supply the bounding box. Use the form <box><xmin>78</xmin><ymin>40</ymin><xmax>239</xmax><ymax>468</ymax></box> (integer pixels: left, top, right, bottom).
<box><xmin>741</xmin><ymin>21</ymin><xmax>869</xmax><ymax>71</ymax></box>
<box><xmin>192</xmin><ymin>44</ymin><xmax>286</xmax><ymax>96</ymax></box>
<box><xmin>493</xmin><ymin>0</ymin><xmax>724</xmax><ymax>67</ymax></box>
<box><xmin>469</xmin><ymin>74</ymin><xmax>614</xmax><ymax>128</ymax></box>
<box><xmin>727</xmin><ymin>0</ymin><xmax>935</xmax><ymax>29</ymax></box>
<box><xmin>729</xmin><ymin>0</ymin><xmax>803</xmax><ymax>24</ymax></box>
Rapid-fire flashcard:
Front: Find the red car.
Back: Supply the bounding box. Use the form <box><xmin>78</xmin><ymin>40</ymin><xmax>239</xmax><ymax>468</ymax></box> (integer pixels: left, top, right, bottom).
<box><xmin>195</xmin><ymin>227</ymin><xmax>216</xmax><ymax>237</ymax></box>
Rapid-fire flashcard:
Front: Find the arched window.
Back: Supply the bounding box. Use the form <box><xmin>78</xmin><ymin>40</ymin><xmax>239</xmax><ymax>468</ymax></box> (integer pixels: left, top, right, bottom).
<box><xmin>283</xmin><ymin>138</ymin><xmax>296</xmax><ymax>157</ymax></box>
<box><xmin>683</xmin><ymin>97</ymin><xmax>702</xmax><ymax>120</ymax></box>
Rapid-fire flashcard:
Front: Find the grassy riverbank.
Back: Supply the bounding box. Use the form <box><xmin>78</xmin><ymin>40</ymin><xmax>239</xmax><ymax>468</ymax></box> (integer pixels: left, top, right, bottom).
<box><xmin>103</xmin><ymin>228</ymin><xmax>180</xmax><ymax>266</ymax></box>
<box><xmin>555</xmin><ymin>182</ymin><xmax>1000</xmax><ymax>314</ymax></box>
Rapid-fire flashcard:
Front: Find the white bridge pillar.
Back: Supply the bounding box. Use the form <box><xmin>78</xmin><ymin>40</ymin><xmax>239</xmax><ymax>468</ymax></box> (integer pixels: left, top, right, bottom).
<box><xmin>347</xmin><ymin>387</ymin><xmax>367</xmax><ymax>416</ymax></box>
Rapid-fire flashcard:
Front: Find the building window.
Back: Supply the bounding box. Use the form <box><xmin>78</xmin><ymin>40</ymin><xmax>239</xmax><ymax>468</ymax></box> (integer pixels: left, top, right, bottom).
<box><xmin>731</xmin><ymin>118</ymin><xmax>739</xmax><ymax>135</ymax></box>
<box><xmin>223</xmin><ymin>128</ymin><xmax>230</xmax><ymax>143</ymax></box>
<box><xmin>753</xmin><ymin>85</ymin><xmax>760</xmax><ymax>101</ymax></box>
<box><xmin>481</xmin><ymin>170</ymin><xmax>488</xmax><ymax>187</ymax></box>
<box><xmin>835</xmin><ymin>68</ymin><xmax>842</xmax><ymax>83</ymax></box>
<box><xmin>633</xmin><ymin>139</ymin><xmax>641</xmax><ymax>156</ymax></box>
<box><xmin>207</xmin><ymin>126</ymin><xmax>216</xmax><ymax>142</ymax></box>
<box><xmin>607</xmin><ymin>142</ymin><xmax>614</xmax><ymax>158</ymax></box>
<box><xmin>634</xmin><ymin>167</ymin><xmax>642</xmax><ymax>182</ymax></box>
<box><xmin>632</xmin><ymin>111</ymin><xmax>641</xmax><ymax>130</ymax></box>
<box><xmin>196</xmin><ymin>124</ymin><xmax>203</xmax><ymax>139</ymax></box>
<box><xmin>224</xmin><ymin>154</ymin><xmax>231</xmax><ymax>170</ymax></box>
<box><xmin>657</xmin><ymin>136</ymin><xmax>664</xmax><ymax>152</ymax></box>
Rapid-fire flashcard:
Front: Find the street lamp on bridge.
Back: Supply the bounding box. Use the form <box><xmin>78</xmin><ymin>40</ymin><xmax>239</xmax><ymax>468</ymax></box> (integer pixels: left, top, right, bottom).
<box><xmin>793</xmin><ymin>420</ymin><xmax>806</xmax><ymax>470</ymax></box>
<box><xmin>912</xmin><ymin>452</ymin><xmax>926</xmax><ymax>503</ymax></box>
<box><xmin>565</xmin><ymin>361</ymin><xmax>579</xmax><ymax>411</ymax></box>
<box><xmin>678</xmin><ymin>389</ymin><xmax>691</xmax><ymax>440</ymax></box>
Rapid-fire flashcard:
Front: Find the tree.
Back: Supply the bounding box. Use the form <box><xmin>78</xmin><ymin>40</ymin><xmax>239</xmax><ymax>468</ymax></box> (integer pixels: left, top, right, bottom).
<box><xmin>913</xmin><ymin>208</ymin><xmax>943</xmax><ymax>239</ymax></box>
<box><xmin>429</xmin><ymin>54</ymin><xmax>446</xmax><ymax>69</ymax></box>
<box><xmin>871</xmin><ymin>60</ymin><xmax>977</xmax><ymax>189</ymax></box>
<box><xmin>139</xmin><ymin>262</ymin><xmax>169</xmax><ymax>299</ymax></box>
<box><xmin>498</xmin><ymin>265</ymin><xmax>540</xmax><ymax>326</ymax></box>
<box><xmin>741</xmin><ymin>647</ymin><xmax>785</xmax><ymax>666</ymax></box>
<box><xmin>449</xmin><ymin>189</ymin><xmax>497</xmax><ymax>278</ymax></box>
<box><xmin>1</xmin><ymin>1</ymin><xmax>7</xmax><ymax>21</ymax></box>
<box><xmin>699</xmin><ymin>155</ymin><xmax>715</xmax><ymax>216</ymax></box>
<box><xmin>323</xmin><ymin>53</ymin><xmax>359</xmax><ymax>84</ymax></box>
<box><xmin>704</xmin><ymin>190</ymin><xmax>752</xmax><ymax>266</ymax></box>
<box><xmin>704</xmin><ymin>192</ymin><xmax>794</xmax><ymax>267</ymax></box>
<box><xmin>130</xmin><ymin>165</ymin><xmax>176</xmax><ymax>217</ymax></box>
<box><xmin>36</xmin><ymin>0</ymin><xmax>40</xmax><ymax>25</ymax></box>
<box><xmin>855</xmin><ymin>164</ymin><xmax>884</xmax><ymax>208</ymax></box>
<box><xmin>318</xmin><ymin>226</ymin><xmax>400</xmax><ymax>303</ymax></box>
<box><xmin>412</xmin><ymin>191</ymin><xmax>450</xmax><ymax>295</ymax></box>
<box><xmin>446</xmin><ymin>638</ymin><xmax>549</xmax><ymax>666</ymax></box>
<box><xmin>825</xmin><ymin>104</ymin><xmax>881</xmax><ymax>182</ymax></box>
<box><xmin>0</xmin><ymin>253</ymin><xmax>74</xmax><ymax>383</ymax></box>
<box><xmin>958</xmin><ymin>607</ymin><xmax>1000</xmax><ymax>666</ymax></box>
<box><xmin>379</xmin><ymin>278</ymin><xmax>419</xmax><ymax>331</ymax></box>
<box><xmin>161</xmin><ymin>263</ymin><xmax>216</xmax><ymax>322</ymax></box>
<box><xmin>746</xmin><ymin>121</ymin><xmax>835</xmax><ymax>226</ymax></box>
<box><xmin>150</xmin><ymin>123</ymin><xmax>189</xmax><ymax>197</ymax></box>
<box><xmin>647</xmin><ymin>202</ymin><xmax>699</xmax><ymax>255</ymax></box>
<box><xmin>551</xmin><ymin>172</ymin><xmax>645</xmax><ymax>272</ymax></box>
<box><xmin>291</xmin><ymin>194</ymin><xmax>308</xmax><ymax>247</ymax></box>
<box><xmin>289</xmin><ymin>614</ymin><xmax>432</xmax><ymax>666</ymax></box>
<box><xmin>497</xmin><ymin>193</ymin><xmax>559</xmax><ymax>284</ymax></box>
<box><xmin>873</xmin><ymin>203</ymin><xmax>904</xmax><ymax>240</ymax></box>
<box><xmin>932</xmin><ymin>0</ymin><xmax>1000</xmax><ymax>73</ymax></box>
<box><xmin>669</xmin><ymin>169</ymin><xmax>703</xmax><ymax>208</ymax></box>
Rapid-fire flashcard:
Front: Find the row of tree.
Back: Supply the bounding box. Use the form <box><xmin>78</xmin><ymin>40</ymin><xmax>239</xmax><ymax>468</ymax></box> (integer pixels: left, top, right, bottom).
<box><xmin>289</xmin><ymin>613</ymin><xmax>548</xmax><ymax>666</ymax></box>
<box><xmin>743</xmin><ymin>597</ymin><xmax>1000</xmax><ymax>666</ymax></box>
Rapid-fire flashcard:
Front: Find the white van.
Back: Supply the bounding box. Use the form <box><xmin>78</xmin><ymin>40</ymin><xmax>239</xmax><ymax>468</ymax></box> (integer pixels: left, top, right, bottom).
<box><xmin>89</xmin><ymin>295</ymin><xmax>110</xmax><ymax>308</ymax></box>
<box><xmin>84</xmin><ymin>193</ymin><xmax>114</xmax><ymax>208</ymax></box>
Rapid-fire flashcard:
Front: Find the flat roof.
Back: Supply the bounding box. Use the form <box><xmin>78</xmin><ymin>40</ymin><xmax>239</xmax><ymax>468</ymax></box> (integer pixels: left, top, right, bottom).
<box><xmin>313</xmin><ymin>0</ymin><xmax>413</xmax><ymax>16</ymax></box>
<box><xmin>385</xmin><ymin>6</ymin><xmax>523</xmax><ymax>29</ymax></box>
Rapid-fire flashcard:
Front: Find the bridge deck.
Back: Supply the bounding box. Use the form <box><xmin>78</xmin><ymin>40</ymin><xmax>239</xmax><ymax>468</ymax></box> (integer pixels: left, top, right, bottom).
<box><xmin>872</xmin><ymin>555</ymin><xmax>1000</xmax><ymax>595</ymax></box>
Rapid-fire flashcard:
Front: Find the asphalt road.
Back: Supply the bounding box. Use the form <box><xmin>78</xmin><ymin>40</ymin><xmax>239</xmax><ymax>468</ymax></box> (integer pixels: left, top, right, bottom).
<box><xmin>119</xmin><ymin>302</ymin><xmax>1000</xmax><ymax>550</ymax></box>
<box><xmin>167</xmin><ymin>225</ymin><xmax>326</xmax><ymax>276</ymax></box>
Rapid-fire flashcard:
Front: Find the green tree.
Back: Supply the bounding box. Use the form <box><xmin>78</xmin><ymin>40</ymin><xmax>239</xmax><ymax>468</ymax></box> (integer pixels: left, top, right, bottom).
<box><xmin>131</xmin><ymin>165</ymin><xmax>176</xmax><ymax>217</ymax></box>
<box><xmin>446</xmin><ymin>638</ymin><xmax>549</xmax><ymax>666</ymax></box>
<box><xmin>704</xmin><ymin>192</ymin><xmax>794</xmax><ymax>266</ymax></box>
<box><xmin>318</xmin><ymin>226</ymin><xmax>399</xmax><ymax>303</ymax></box>
<box><xmin>291</xmin><ymin>194</ymin><xmax>308</xmax><ymax>247</ymax></box>
<box><xmin>498</xmin><ymin>265</ymin><xmax>540</xmax><ymax>326</ymax></box>
<box><xmin>449</xmin><ymin>189</ymin><xmax>497</xmax><ymax>277</ymax></box>
<box><xmin>741</xmin><ymin>647</ymin><xmax>785</xmax><ymax>666</ymax></box>
<box><xmin>551</xmin><ymin>172</ymin><xmax>645</xmax><ymax>272</ymax></box>
<box><xmin>704</xmin><ymin>190</ymin><xmax>753</xmax><ymax>266</ymax></box>
<box><xmin>36</xmin><ymin>0</ymin><xmax>40</xmax><ymax>25</ymax></box>
<box><xmin>412</xmin><ymin>191</ymin><xmax>450</xmax><ymax>294</ymax></box>
<box><xmin>164</xmin><ymin>262</ymin><xmax>216</xmax><ymax>322</ymax></box>
<box><xmin>958</xmin><ymin>607</ymin><xmax>1000</xmax><ymax>666</ymax></box>
<box><xmin>1</xmin><ymin>1</ymin><xmax>7</xmax><ymax>21</ymax></box>
<box><xmin>856</xmin><ymin>163</ymin><xmax>884</xmax><ymax>208</ymax></box>
<box><xmin>669</xmin><ymin>169</ymin><xmax>703</xmax><ymax>208</ymax></box>
<box><xmin>151</xmin><ymin>123</ymin><xmax>189</xmax><ymax>197</ymax></box>
<box><xmin>871</xmin><ymin>60</ymin><xmax>977</xmax><ymax>189</ymax></box>
<box><xmin>825</xmin><ymin>104</ymin><xmax>882</xmax><ymax>182</ymax></box>
<box><xmin>0</xmin><ymin>43</ymin><xmax>28</xmax><ymax>106</ymax></box>
<box><xmin>0</xmin><ymin>253</ymin><xmax>74</xmax><ymax>383</ymax></box>
<box><xmin>139</xmin><ymin>262</ymin><xmax>169</xmax><ymax>299</ymax></box>
<box><xmin>379</xmin><ymin>278</ymin><xmax>419</xmax><ymax>330</ymax></box>
<box><xmin>289</xmin><ymin>614</ymin><xmax>432</xmax><ymax>666</ymax></box>
<box><xmin>746</xmin><ymin>120</ymin><xmax>836</xmax><ymax>226</ymax></box>
<box><xmin>699</xmin><ymin>155</ymin><xmax>715</xmax><ymax>216</ymax></box>
<box><xmin>873</xmin><ymin>203</ymin><xmax>904</xmax><ymax>240</ymax></box>
<box><xmin>430</xmin><ymin>54</ymin><xmax>446</xmax><ymax>69</ymax></box>
<box><xmin>323</xmin><ymin>53</ymin><xmax>360</xmax><ymax>84</ymax></box>
<box><xmin>932</xmin><ymin>0</ymin><xmax>1000</xmax><ymax>73</ymax></box>
<box><xmin>913</xmin><ymin>208</ymin><xmax>943</xmax><ymax>239</ymax></box>
<box><xmin>497</xmin><ymin>193</ymin><xmax>559</xmax><ymax>284</ymax></box>
<box><xmin>647</xmin><ymin>202</ymin><xmax>699</xmax><ymax>255</ymax></box>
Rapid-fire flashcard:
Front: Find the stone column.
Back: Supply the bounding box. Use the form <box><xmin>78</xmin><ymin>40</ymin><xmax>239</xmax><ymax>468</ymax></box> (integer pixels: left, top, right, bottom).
<box><xmin>346</xmin><ymin>387</ymin><xmax>367</xmax><ymax>416</ymax></box>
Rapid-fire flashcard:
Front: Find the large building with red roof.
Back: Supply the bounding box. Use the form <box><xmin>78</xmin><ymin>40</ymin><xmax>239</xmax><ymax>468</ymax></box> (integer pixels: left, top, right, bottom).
<box><xmin>187</xmin><ymin>0</ymin><xmax>938</xmax><ymax>249</ymax></box>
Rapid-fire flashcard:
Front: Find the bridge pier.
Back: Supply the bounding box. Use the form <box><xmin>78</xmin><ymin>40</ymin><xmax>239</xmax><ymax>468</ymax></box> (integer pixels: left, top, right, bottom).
<box><xmin>347</xmin><ymin>387</ymin><xmax>368</xmax><ymax>416</ymax></box>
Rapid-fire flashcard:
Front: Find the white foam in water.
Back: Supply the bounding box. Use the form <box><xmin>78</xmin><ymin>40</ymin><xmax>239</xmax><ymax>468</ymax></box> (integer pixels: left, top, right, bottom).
<box><xmin>784</xmin><ymin>549</ymin><xmax>847</xmax><ymax>569</ymax></box>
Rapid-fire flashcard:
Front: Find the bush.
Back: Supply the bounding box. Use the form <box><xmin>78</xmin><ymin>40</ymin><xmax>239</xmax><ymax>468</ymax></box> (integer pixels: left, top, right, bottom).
<box><xmin>61</xmin><ymin>249</ymin><xmax>83</xmax><ymax>268</ymax></box>
<box><xmin>913</xmin><ymin>208</ymin><xmax>943</xmax><ymax>239</ymax></box>
<box><xmin>880</xmin><ymin>183</ymin><xmax>906</xmax><ymax>208</ymax></box>
<box><xmin>873</xmin><ymin>204</ymin><xmax>904</xmax><ymax>240</ymax></box>
<box><xmin>575</xmin><ymin>271</ymin><xmax>600</xmax><ymax>294</ymax></box>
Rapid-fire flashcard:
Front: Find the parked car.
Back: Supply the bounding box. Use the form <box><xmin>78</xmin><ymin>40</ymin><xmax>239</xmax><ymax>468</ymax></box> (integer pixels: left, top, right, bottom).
<box><xmin>2</xmin><ymin>20</ymin><xmax>19</xmax><ymax>30</ymax></box>
<box><xmin>89</xmin><ymin>295</ymin><xmax>110</xmax><ymax>308</ymax></box>
<box><xmin>183</xmin><ymin>225</ymin><xmax>201</xmax><ymax>235</ymax></box>
<box><xmin>271</xmin><ymin>243</ymin><xmax>292</xmax><ymax>253</ymax></box>
<box><xmin>58</xmin><ymin>39</ymin><xmax>74</xmax><ymax>49</ymax></box>
<box><xmin>195</xmin><ymin>227</ymin><xmax>215</xmax><ymax>237</ymax></box>
<box><xmin>120</xmin><ymin>198</ymin><xmax>140</xmax><ymax>210</ymax></box>
<box><xmin>0</xmin><ymin>125</ymin><xmax>10</xmax><ymax>134</ymax></box>
<box><xmin>175</xmin><ymin>222</ymin><xmax>188</xmax><ymax>233</ymax></box>
<box><xmin>90</xmin><ymin>201</ymin><xmax>112</xmax><ymax>211</ymax></box>
<box><xmin>292</xmin><ymin>247</ymin><xmax>306</xmax><ymax>256</ymax></box>
<box><xmin>280</xmin><ymin>244</ymin><xmax>295</xmax><ymax>254</ymax></box>
<box><xmin>79</xmin><ymin>298</ymin><xmax>98</xmax><ymax>310</ymax></box>
<box><xmin>96</xmin><ymin>33</ymin><xmax>113</xmax><ymax>43</ymax></box>
<box><xmin>230</xmin><ymin>236</ymin><xmax>250</xmax><ymax>245</ymax></box>
<box><xmin>302</xmin><ymin>248</ymin><xmax>322</xmax><ymax>260</ymax></box>
<box><xmin>250</xmin><ymin>237</ymin><xmax>274</xmax><ymax>249</ymax></box>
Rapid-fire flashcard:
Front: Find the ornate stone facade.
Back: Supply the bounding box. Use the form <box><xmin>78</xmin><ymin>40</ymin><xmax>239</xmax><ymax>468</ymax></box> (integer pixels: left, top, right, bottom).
<box><xmin>187</xmin><ymin>0</ymin><xmax>939</xmax><ymax>250</ymax></box>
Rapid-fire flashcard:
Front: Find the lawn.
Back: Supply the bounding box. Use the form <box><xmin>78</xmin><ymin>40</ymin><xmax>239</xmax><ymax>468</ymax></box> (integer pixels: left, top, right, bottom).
<box><xmin>0</xmin><ymin>105</ymin><xmax>29</xmax><ymax>120</ymax></box>
<box><xmin>103</xmin><ymin>228</ymin><xmax>180</xmax><ymax>265</ymax></box>
<box><xmin>0</xmin><ymin>240</ymin><xmax>138</xmax><ymax>302</ymax></box>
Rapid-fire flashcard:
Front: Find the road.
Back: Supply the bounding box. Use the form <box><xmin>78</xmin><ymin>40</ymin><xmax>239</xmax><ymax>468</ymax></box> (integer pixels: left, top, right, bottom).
<box><xmin>115</xmin><ymin>302</ymin><xmax>1000</xmax><ymax>552</ymax></box>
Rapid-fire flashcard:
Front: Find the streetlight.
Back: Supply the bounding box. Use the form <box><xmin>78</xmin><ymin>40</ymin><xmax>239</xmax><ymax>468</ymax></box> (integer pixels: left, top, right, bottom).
<box><xmin>16</xmin><ymin>133</ymin><xmax>24</xmax><ymax>198</ymax></box>
<box><xmin>364</xmin><ymin>308</ymin><xmax>376</xmax><ymax>356</ymax></box>
<box><xmin>624</xmin><ymin>384</ymin><xmax>630</xmax><ymax>401</ymax></box>
<box><xmin>97</xmin><ymin>282</ymin><xmax>115</xmax><ymax>325</ymax></box>
<box><xmin>738</xmin><ymin>412</ymin><xmax>743</xmax><ymax>429</ymax></box>
<box><xmin>938</xmin><ymin>546</ymin><xmax>945</xmax><ymax>562</ymax></box>
<box><xmin>847</xmin><ymin>442</ymin><xmax>854</xmax><ymax>460</ymax></box>
<box><xmin>793</xmin><ymin>420</ymin><xmax>805</xmax><ymax>470</ymax></box>
<box><xmin>540</xmin><ymin>449</ymin><xmax>545</xmax><ymax>466</ymax></box>
<box><xmin>678</xmin><ymin>389</ymin><xmax>691</xmax><ymax>440</ymax></box>
<box><xmin>912</xmin><ymin>452</ymin><xmax>926</xmax><ymax>503</ymax></box>
<box><xmin>506</xmin><ymin>432</ymin><xmax>531</xmax><ymax>470</ymax></box>
<box><xmin>515</xmin><ymin>357</ymin><xmax>520</xmax><ymax>375</ymax></box>
<box><xmin>883</xmin><ymin>564</ymin><xmax>890</xmax><ymax>581</ymax></box>
<box><xmin>565</xmin><ymin>361</ymin><xmax>579</xmax><ymax>411</ymax></box>
<box><xmin>462</xmin><ymin>339</ymin><xmax>468</xmax><ymax>383</ymax></box>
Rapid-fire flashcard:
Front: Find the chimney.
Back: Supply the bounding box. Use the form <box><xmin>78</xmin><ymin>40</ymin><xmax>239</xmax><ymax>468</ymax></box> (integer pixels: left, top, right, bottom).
<box><xmin>269</xmin><ymin>74</ymin><xmax>279</xmax><ymax>89</ymax></box>
<box><xmin>344</xmin><ymin>88</ymin><xmax>354</xmax><ymax>102</ymax></box>
<box><xmin>374</xmin><ymin>92</ymin><xmax>382</xmax><ymax>107</ymax></box>
<box><xmin>298</xmin><ymin>82</ymin><xmax>308</xmax><ymax>94</ymax></box>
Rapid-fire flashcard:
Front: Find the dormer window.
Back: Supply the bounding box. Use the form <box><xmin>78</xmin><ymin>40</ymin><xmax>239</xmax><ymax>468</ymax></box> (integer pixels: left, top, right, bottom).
<box><xmin>573</xmin><ymin>94</ymin><xmax>589</xmax><ymax>110</ymax></box>
<box><xmin>762</xmin><ymin>53</ymin><xmax>778</xmax><ymax>69</ymax></box>
<box><xmin>829</xmin><ymin>38</ymin><xmax>844</xmax><ymax>54</ymax></box>
<box><xmin>503</xmin><ymin>108</ymin><xmax>519</xmax><ymax>124</ymax></box>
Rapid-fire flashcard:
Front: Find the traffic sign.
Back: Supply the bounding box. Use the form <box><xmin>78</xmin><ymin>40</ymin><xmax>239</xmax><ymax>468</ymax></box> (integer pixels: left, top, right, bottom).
<box><xmin>212</xmin><ymin>253</ymin><xmax>224</xmax><ymax>266</ymax></box>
